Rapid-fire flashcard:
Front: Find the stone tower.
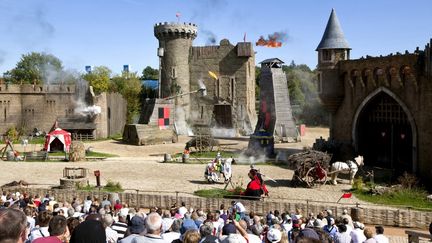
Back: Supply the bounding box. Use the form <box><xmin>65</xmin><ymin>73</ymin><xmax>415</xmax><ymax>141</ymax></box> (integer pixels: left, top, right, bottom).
<box><xmin>154</xmin><ymin>22</ymin><xmax>198</xmax><ymax>133</ymax></box>
<box><xmin>316</xmin><ymin>9</ymin><xmax>351</xmax><ymax>115</ymax></box>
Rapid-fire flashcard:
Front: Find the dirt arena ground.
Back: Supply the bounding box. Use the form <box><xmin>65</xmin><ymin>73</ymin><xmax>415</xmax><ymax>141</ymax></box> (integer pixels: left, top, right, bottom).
<box><xmin>1</xmin><ymin>127</ymin><xmax>358</xmax><ymax>203</ymax></box>
<box><xmin>1</xmin><ymin>127</ymin><xmax>428</xmax><ymax>237</ymax></box>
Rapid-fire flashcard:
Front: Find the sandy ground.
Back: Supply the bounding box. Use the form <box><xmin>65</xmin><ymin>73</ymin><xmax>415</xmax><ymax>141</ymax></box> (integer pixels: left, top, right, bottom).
<box><xmin>1</xmin><ymin>127</ymin><xmax>429</xmax><ymax>236</ymax></box>
<box><xmin>0</xmin><ymin>127</ymin><xmax>392</xmax><ymax>204</ymax></box>
<box><xmin>2</xmin><ymin>127</ymin><xmax>358</xmax><ymax>203</ymax></box>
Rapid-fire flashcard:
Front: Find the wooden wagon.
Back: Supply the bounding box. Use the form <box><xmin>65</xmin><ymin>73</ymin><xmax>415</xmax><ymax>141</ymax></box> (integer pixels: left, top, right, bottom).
<box><xmin>288</xmin><ymin>150</ymin><xmax>332</xmax><ymax>187</ymax></box>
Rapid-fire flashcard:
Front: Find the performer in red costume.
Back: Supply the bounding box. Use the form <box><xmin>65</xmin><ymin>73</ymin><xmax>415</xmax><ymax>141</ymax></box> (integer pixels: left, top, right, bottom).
<box><xmin>244</xmin><ymin>166</ymin><xmax>268</xmax><ymax>199</ymax></box>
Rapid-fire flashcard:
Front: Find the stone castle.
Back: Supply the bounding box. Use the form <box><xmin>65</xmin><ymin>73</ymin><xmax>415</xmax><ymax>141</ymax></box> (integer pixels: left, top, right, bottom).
<box><xmin>0</xmin><ymin>83</ymin><xmax>126</xmax><ymax>139</ymax></box>
<box><xmin>317</xmin><ymin>9</ymin><xmax>432</xmax><ymax>183</ymax></box>
<box><xmin>153</xmin><ymin>22</ymin><xmax>257</xmax><ymax>135</ymax></box>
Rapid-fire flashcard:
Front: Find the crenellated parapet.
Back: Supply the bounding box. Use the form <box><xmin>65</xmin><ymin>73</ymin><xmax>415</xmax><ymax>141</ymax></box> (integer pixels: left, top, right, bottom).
<box><xmin>339</xmin><ymin>53</ymin><xmax>419</xmax><ymax>91</ymax></box>
<box><xmin>0</xmin><ymin>84</ymin><xmax>76</xmax><ymax>94</ymax></box>
<box><xmin>154</xmin><ymin>22</ymin><xmax>198</xmax><ymax>39</ymax></box>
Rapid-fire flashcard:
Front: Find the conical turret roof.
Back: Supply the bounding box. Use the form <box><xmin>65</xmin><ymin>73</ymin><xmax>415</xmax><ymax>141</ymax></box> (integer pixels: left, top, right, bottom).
<box><xmin>316</xmin><ymin>9</ymin><xmax>350</xmax><ymax>50</ymax></box>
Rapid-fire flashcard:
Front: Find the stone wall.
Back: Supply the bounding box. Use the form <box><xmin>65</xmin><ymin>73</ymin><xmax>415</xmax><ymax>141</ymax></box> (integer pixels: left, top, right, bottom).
<box><xmin>0</xmin><ymin>84</ymin><xmax>76</xmax><ymax>134</ymax></box>
<box><xmin>15</xmin><ymin>188</ymin><xmax>432</xmax><ymax>229</ymax></box>
<box><xmin>89</xmin><ymin>92</ymin><xmax>127</xmax><ymax>139</ymax></box>
<box><xmin>189</xmin><ymin>40</ymin><xmax>257</xmax><ymax>134</ymax></box>
<box><xmin>319</xmin><ymin>40</ymin><xmax>432</xmax><ymax>184</ymax></box>
<box><xmin>0</xmin><ymin>84</ymin><xmax>126</xmax><ymax>139</ymax></box>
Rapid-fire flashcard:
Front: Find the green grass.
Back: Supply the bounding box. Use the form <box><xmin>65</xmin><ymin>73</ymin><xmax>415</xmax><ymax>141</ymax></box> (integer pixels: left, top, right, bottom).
<box><xmin>47</xmin><ymin>151</ymin><xmax>117</xmax><ymax>158</ymax></box>
<box><xmin>194</xmin><ymin>188</ymin><xmax>234</xmax><ymax>198</ymax></box>
<box><xmin>77</xmin><ymin>180</ymin><xmax>124</xmax><ymax>192</ymax></box>
<box><xmin>353</xmin><ymin>188</ymin><xmax>432</xmax><ymax>211</ymax></box>
<box><xmin>194</xmin><ymin>187</ymin><xmax>245</xmax><ymax>198</ymax></box>
<box><xmin>182</xmin><ymin>151</ymin><xmax>236</xmax><ymax>158</ymax></box>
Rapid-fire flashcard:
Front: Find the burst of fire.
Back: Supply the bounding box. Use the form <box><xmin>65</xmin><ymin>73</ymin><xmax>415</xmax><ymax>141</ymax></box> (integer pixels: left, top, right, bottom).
<box><xmin>256</xmin><ymin>31</ymin><xmax>287</xmax><ymax>48</ymax></box>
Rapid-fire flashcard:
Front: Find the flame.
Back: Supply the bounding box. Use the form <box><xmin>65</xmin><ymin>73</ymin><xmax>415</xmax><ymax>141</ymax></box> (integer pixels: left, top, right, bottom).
<box><xmin>256</xmin><ymin>31</ymin><xmax>287</xmax><ymax>48</ymax></box>
<box><xmin>208</xmin><ymin>71</ymin><xmax>218</xmax><ymax>80</ymax></box>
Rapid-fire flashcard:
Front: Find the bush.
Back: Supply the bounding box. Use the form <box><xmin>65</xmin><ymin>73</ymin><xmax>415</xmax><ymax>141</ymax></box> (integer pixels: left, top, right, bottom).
<box><xmin>397</xmin><ymin>172</ymin><xmax>418</xmax><ymax>189</ymax></box>
<box><xmin>104</xmin><ymin>180</ymin><xmax>123</xmax><ymax>192</ymax></box>
<box><xmin>352</xmin><ymin>177</ymin><xmax>364</xmax><ymax>191</ymax></box>
<box><xmin>6</xmin><ymin>126</ymin><xmax>19</xmax><ymax>141</ymax></box>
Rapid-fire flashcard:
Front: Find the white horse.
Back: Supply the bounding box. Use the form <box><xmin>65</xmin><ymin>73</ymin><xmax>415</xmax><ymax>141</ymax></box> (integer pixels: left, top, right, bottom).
<box><xmin>204</xmin><ymin>158</ymin><xmax>233</xmax><ymax>183</ymax></box>
<box><xmin>330</xmin><ymin>155</ymin><xmax>364</xmax><ymax>184</ymax></box>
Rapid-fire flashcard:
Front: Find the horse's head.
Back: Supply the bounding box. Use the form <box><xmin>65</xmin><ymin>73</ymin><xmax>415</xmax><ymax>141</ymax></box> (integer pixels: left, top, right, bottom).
<box><xmin>354</xmin><ymin>155</ymin><xmax>364</xmax><ymax>166</ymax></box>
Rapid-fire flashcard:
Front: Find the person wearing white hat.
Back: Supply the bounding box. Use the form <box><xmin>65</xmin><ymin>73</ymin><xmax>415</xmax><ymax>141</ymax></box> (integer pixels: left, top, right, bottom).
<box><xmin>265</xmin><ymin>228</ymin><xmax>282</xmax><ymax>243</ymax></box>
<box><xmin>350</xmin><ymin>221</ymin><xmax>366</xmax><ymax>243</ymax></box>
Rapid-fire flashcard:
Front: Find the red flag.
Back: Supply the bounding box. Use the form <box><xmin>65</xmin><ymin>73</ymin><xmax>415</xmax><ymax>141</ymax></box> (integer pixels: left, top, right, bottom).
<box><xmin>175</xmin><ymin>12</ymin><xmax>181</xmax><ymax>18</ymax></box>
<box><xmin>337</xmin><ymin>192</ymin><xmax>352</xmax><ymax>203</ymax></box>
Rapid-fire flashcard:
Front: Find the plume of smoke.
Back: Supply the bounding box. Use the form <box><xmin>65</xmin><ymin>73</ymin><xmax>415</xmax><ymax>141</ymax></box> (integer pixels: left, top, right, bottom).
<box><xmin>201</xmin><ymin>30</ymin><xmax>217</xmax><ymax>45</ymax></box>
<box><xmin>9</xmin><ymin>5</ymin><xmax>55</xmax><ymax>48</ymax></box>
<box><xmin>236</xmin><ymin>151</ymin><xmax>267</xmax><ymax>165</ymax></box>
<box><xmin>197</xmin><ymin>79</ymin><xmax>207</xmax><ymax>96</ymax></box>
<box><xmin>174</xmin><ymin>106</ymin><xmax>193</xmax><ymax>136</ymax></box>
<box><xmin>41</xmin><ymin>63</ymin><xmax>62</xmax><ymax>85</ymax></box>
<box><xmin>190</xmin><ymin>0</ymin><xmax>228</xmax><ymax>22</ymax></box>
<box><xmin>268</xmin><ymin>31</ymin><xmax>288</xmax><ymax>42</ymax></box>
<box><xmin>75</xmin><ymin>102</ymin><xmax>102</xmax><ymax>116</ymax></box>
<box><xmin>211</xmin><ymin>127</ymin><xmax>236</xmax><ymax>138</ymax></box>
<box><xmin>275</xmin><ymin>151</ymin><xmax>288</xmax><ymax>164</ymax></box>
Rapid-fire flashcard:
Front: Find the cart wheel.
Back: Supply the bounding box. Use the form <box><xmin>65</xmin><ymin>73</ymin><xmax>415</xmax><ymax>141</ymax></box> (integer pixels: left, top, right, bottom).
<box><xmin>305</xmin><ymin>167</ymin><xmax>327</xmax><ymax>187</ymax></box>
<box><xmin>305</xmin><ymin>167</ymin><xmax>316</xmax><ymax>187</ymax></box>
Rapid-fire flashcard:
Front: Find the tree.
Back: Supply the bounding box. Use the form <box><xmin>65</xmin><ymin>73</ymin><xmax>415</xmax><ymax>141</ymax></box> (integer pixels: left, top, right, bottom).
<box><xmin>82</xmin><ymin>66</ymin><xmax>112</xmax><ymax>94</ymax></box>
<box><xmin>141</xmin><ymin>66</ymin><xmax>158</xmax><ymax>80</ymax></box>
<box><xmin>111</xmin><ymin>71</ymin><xmax>142</xmax><ymax>123</ymax></box>
<box><xmin>5</xmin><ymin>52</ymin><xmax>63</xmax><ymax>84</ymax></box>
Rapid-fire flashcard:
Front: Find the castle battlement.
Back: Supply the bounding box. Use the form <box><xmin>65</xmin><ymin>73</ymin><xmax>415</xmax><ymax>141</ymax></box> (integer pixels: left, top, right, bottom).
<box><xmin>154</xmin><ymin>22</ymin><xmax>198</xmax><ymax>39</ymax></box>
<box><xmin>0</xmin><ymin>84</ymin><xmax>76</xmax><ymax>94</ymax></box>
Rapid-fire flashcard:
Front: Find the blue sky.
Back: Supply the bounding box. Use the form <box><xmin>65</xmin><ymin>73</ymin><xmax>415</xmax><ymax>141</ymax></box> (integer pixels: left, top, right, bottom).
<box><xmin>0</xmin><ymin>0</ymin><xmax>431</xmax><ymax>75</ymax></box>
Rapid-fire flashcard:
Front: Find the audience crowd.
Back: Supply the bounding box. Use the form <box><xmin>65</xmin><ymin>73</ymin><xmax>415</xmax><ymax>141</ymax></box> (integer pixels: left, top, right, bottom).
<box><xmin>0</xmin><ymin>191</ymin><xmax>391</xmax><ymax>243</ymax></box>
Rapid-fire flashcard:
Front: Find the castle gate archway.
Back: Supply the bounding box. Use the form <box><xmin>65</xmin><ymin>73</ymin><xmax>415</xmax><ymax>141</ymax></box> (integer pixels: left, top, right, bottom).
<box><xmin>353</xmin><ymin>88</ymin><xmax>417</xmax><ymax>175</ymax></box>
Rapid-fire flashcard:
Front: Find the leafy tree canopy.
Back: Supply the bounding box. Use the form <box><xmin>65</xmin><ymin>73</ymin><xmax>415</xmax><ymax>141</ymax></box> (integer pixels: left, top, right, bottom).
<box><xmin>111</xmin><ymin>71</ymin><xmax>142</xmax><ymax>123</ymax></box>
<box><xmin>82</xmin><ymin>66</ymin><xmax>112</xmax><ymax>94</ymax></box>
<box><xmin>4</xmin><ymin>52</ymin><xmax>64</xmax><ymax>85</ymax></box>
<box><xmin>141</xmin><ymin>66</ymin><xmax>158</xmax><ymax>80</ymax></box>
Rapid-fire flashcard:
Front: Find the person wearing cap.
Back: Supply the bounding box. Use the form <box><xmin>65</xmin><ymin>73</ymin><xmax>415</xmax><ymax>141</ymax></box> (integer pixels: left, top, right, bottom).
<box><xmin>339</xmin><ymin>209</ymin><xmax>353</xmax><ymax>228</ymax></box>
<box><xmin>350</xmin><ymin>221</ymin><xmax>366</xmax><ymax>243</ymax></box>
<box><xmin>373</xmin><ymin>225</ymin><xmax>389</xmax><ymax>243</ymax></box>
<box><xmin>112</xmin><ymin>211</ymin><xmax>129</xmax><ymax>240</ymax></box>
<box><xmin>323</xmin><ymin>217</ymin><xmax>337</xmax><ymax>241</ymax></box>
<box><xmin>119</xmin><ymin>215</ymin><xmax>145</xmax><ymax>243</ymax></box>
<box><xmin>132</xmin><ymin>212</ymin><xmax>165</xmax><ymax>243</ymax></box>
<box><xmin>264</xmin><ymin>227</ymin><xmax>282</xmax><ymax>243</ymax></box>
<box><xmin>231</xmin><ymin>201</ymin><xmax>246</xmax><ymax>220</ymax></box>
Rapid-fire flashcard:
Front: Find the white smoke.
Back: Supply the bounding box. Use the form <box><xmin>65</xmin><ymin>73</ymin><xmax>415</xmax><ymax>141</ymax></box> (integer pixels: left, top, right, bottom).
<box><xmin>211</xmin><ymin>127</ymin><xmax>236</xmax><ymax>138</ymax></box>
<box><xmin>75</xmin><ymin>105</ymin><xmax>102</xmax><ymax>116</ymax></box>
<box><xmin>198</xmin><ymin>79</ymin><xmax>207</xmax><ymax>96</ymax></box>
<box><xmin>275</xmin><ymin>151</ymin><xmax>288</xmax><ymax>164</ymax></box>
<box><xmin>236</xmin><ymin>151</ymin><xmax>267</xmax><ymax>165</ymax></box>
<box><xmin>174</xmin><ymin>106</ymin><xmax>193</xmax><ymax>136</ymax></box>
<box><xmin>74</xmin><ymin>99</ymin><xmax>101</xmax><ymax>117</ymax></box>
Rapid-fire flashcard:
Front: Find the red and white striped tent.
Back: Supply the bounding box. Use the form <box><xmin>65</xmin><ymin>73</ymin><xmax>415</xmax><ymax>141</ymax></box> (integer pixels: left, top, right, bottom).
<box><xmin>44</xmin><ymin>128</ymin><xmax>72</xmax><ymax>152</ymax></box>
